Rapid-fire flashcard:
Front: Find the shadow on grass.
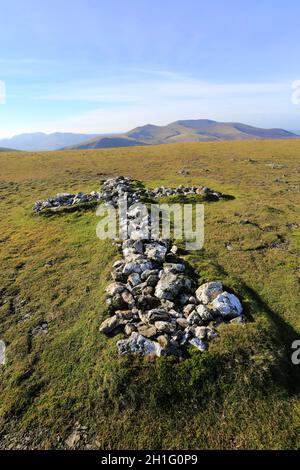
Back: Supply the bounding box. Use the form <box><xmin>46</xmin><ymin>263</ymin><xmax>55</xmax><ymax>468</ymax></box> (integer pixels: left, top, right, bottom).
<box><xmin>242</xmin><ymin>283</ymin><xmax>300</xmax><ymax>396</ymax></box>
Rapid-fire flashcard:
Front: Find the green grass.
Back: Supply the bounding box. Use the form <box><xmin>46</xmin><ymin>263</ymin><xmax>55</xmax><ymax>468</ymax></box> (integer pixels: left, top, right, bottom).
<box><xmin>0</xmin><ymin>139</ymin><xmax>299</xmax><ymax>449</ymax></box>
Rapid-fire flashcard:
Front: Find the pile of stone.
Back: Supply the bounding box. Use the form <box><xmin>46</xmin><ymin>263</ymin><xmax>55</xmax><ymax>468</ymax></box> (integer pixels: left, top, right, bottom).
<box><xmin>32</xmin><ymin>175</ymin><xmax>244</xmax><ymax>357</ymax></box>
<box><xmin>33</xmin><ymin>176</ymin><xmax>227</xmax><ymax>213</ymax></box>
<box><xmin>101</xmin><ymin>176</ymin><xmax>226</xmax><ymax>207</ymax></box>
<box><xmin>101</xmin><ymin>176</ymin><xmax>143</xmax><ymax>208</ymax></box>
<box><xmin>144</xmin><ymin>185</ymin><xmax>224</xmax><ymax>201</ymax></box>
<box><xmin>100</xmin><ymin>237</ymin><xmax>245</xmax><ymax>357</ymax></box>
<box><xmin>33</xmin><ymin>191</ymin><xmax>102</xmax><ymax>213</ymax></box>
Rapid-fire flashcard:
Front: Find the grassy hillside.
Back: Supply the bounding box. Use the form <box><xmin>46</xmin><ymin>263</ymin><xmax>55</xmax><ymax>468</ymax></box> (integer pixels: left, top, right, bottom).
<box><xmin>67</xmin><ymin>120</ymin><xmax>299</xmax><ymax>149</ymax></box>
<box><xmin>65</xmin><ymin>136</ymin><xmax>147</xmax><ymax>150</ymax></box>
<box><xmin>0</xmin><ymin>140</ymin><xmax>299</xmax><ymax>450</ymax></box>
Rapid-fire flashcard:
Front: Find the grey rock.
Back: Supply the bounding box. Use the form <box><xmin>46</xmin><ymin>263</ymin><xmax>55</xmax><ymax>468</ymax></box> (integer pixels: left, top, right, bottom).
<box><xmin>121</xmin><ymin>290</ymin><xmax>135</xmax><ymax>306</ymax></box>
<box><xmin>186</xmin><ymin>311</ymin><xmax>201</xmax><ymax>326</ymax></box>
<box><xmin>196</xmin><ymin>304</ymin><xmax>214</xmax><ymax>322</ymax></box>
<box><xmin>154</xmin><ymin>321</ymin><xmax>176</xmax><ymax>334</ymax></box>
<box><xmin>145</xmin><ymin>243</ymin><xmax>168</xmax><ymax>262</ymax></box>
<box><xmin>163</xmin><ymin>263</ymin><xmax>185</xmax><ymax>274</ymax></box>
<box><xmin>142</xmin><ymin>286</ymin><xmax>154</xmax><ymax>296</ymax></box>
<box><xmin>189</xmin><ymin>337</ymin><xmax>208</xmax><ymax>352</ymax></box>
<box><xmin>106</xmin><ymin>282</ymin><xmax>127</xmax><ymax>297</ymax></box>
<box><xmin>155</xmin><ymin>273</ymin><xmax>190</xmax><ymax>300</ymax></box>
<box><xmin>117</xmin><ymin>333</ymin><xmax>162</xmax><ymax>357</ymax></box>
<box><xmin>123</xmin><ymin>259</ymin><xmax>154</xmax><ymax>275</ymax></box>
<box><xmin>128</xmin><ymin>273</ymin><xmax>142</xmax><ymax>287</ymax></box>
<box><xmin>147</xmin><ymin>308</ymin><xmax>170</xmax><ymax>323</ymax></box>
<box><xmin>99</xmin><ymin>316</ymin><xmax>121</xmax><ymax>334</ymax></box>
<box><xmin>131</xmin><ymin>282</ymin><xmax>148</xmax><ymax>296</ymax></box>
<box><xmin>176</xmin><ymin>318</ymin><xmax>189</xmax><ymax>329</ymax></box>
<box><xmin>211</xmin><ymin>292</ymin><xmax>243</xmax><ymax>319</ymax></box>
<box><xmin>183</xmin><ymin>304</ymin><xmax>196</xmax><ymax>317</ymax></box>
<box><xmin>124</xmin><ymin>323</ymin><xmax>137</xmax><ymax>336</ymax></box>
<box><xmin>146</xmin><ymin>274</ymin><xmax>159</xmax><ymax>287</ymax></box>
<box><xmin>194</xmin><ymin>326</ymin><xmax>207</xmax><ymax>340</ymax></box>
<box><xmin>137</xmin><ymin>324</ymin><xmax>157</xmax><ymax>338</ymax></box>
<box><xmin>178</xmin><ymin>293</ymin><xmax>191</xmax><ymax>305</ymax></box>
<box><xmin>195</xmin><ymin>281</ymin><xmax>223</xmax><ymax>304</ymax></box>
<box><xmin>141</xmin><ymin>269</ymin><xmax>159</xmax><ymax>281</ymax></box>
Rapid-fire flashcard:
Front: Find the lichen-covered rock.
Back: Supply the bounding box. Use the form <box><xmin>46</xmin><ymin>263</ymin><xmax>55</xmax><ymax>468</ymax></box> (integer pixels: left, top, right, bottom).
<box><xmin>212</xmin><ymin>292</ymin><xmax>243</xmax><ymax>319</ymax></box>
<box><xmin>155</xmin><ymin>273</ymin><xmax>191</xmax><ymax>300</ymax></box>
<box><xmin>117</xmin><ymin>333</ymin><xmax>162</xmax><ymax>357</ymax></box>
<box><xmin>186</xmin><ymin>311</ymin><xmax>201</xmax><ymax>326</ymax></box>
<box><xmin>106</xmin><ymin>282</ymin><xmax>127</xmax><ymax>297</ymax></box>
<box><xmin>196</xmin><ymin>304</ymin><xmax>214</xmax><ymax>322</ymax></box>
<box><xmin>195</xmin><ymin>326</ymin><xmax>207</xmax><ymax>340</ymax></box>
<box><xmin>145</xmin><ymin>243</ymin><xmax>168</xmax><ymax>262</ymax></box>
<box><xmin>99</xmin><ymin>316</ymin><xmax>121</xmax><ymax>334</ymax></box>
<box><xmin>195</xmin><ymin>281</ymin><xmax>223</xmax><ymax>304</ymax></box>
<box><xmin>123</xmin><ymin>259</ymin><xmax>154</xmax><ymax>275</ymax></box>
<box><xmin>154</xmin><ymin>321</ymin><xmax>176</xmax><ymax>334</ymax></box>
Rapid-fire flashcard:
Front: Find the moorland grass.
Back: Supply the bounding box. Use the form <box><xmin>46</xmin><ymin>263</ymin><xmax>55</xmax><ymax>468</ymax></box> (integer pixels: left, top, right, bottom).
<box><xmin>0</xmin><ymin>140</ymin><xmax>299</xmax><ymax>449</ymax></box>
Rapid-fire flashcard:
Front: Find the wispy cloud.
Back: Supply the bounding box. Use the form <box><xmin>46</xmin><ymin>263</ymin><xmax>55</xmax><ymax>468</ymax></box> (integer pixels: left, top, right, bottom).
<box><xmin>32</xmin><ymin>71</ymin><xmax>289</xmax><ymax>104</ymax></box>
<box><xmin>0</xmin><ymin>68</ymin><xmax>294</xmax><ymax>137</ymax></box>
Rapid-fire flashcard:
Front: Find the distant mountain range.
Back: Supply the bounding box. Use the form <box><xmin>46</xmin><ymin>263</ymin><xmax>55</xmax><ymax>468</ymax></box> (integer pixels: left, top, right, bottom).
<box><xmin>64</xmin><ymin>120</ymin><xmax>300</xmax><ymax>150</ymax></box>
<box><xmin>0</xmin><ymin>147</ymin><xmax>17</xmax><ymax>152</ymax></box>
<box><xmin>0</xmin><ymin>132</ymin><xmax>99</xmax><ymax>151</ymax></box>
<box><xmin>0</xmin><ymin>121</ymin><xmax>299</xmax><ymax>152</ymax></box>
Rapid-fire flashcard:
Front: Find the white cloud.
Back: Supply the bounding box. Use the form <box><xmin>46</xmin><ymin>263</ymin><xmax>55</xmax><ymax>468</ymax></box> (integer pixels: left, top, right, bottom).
<box><xmin>32</xmin><ymin>73</ymin><xmax>291</xmax><ymax>134</ymax></box>
<box><xmin>34</xmin><ymin>74</ymin><xmax>288</xmax><ymax>103</ymax></box>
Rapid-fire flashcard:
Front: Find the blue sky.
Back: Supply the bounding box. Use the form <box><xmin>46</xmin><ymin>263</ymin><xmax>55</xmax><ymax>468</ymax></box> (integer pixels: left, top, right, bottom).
<box><xmin>0</xmin><ymin>0</ymin><xmax>299</xmax><ymax>137</ymax></box>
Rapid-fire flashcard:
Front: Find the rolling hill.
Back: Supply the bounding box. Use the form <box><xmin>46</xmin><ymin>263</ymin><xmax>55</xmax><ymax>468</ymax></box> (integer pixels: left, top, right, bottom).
<box><xmin>0</xmin><ymin>132</ymin><xmax>100</xmax><ymax>152</ymax></box>
<box><xmin>65</xmin><ymin>119</ymin><xmax>299</xmax><ymax>150</ymax></box>
<box><xmin>0</xmin><ymin>147</ymin><xmax>17</xmax><ymax>152</ymax></box>
<box><xmin>66</xmin><ymin>136</ymin><xmax>147</xmax><ymax>150</ymax></box>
